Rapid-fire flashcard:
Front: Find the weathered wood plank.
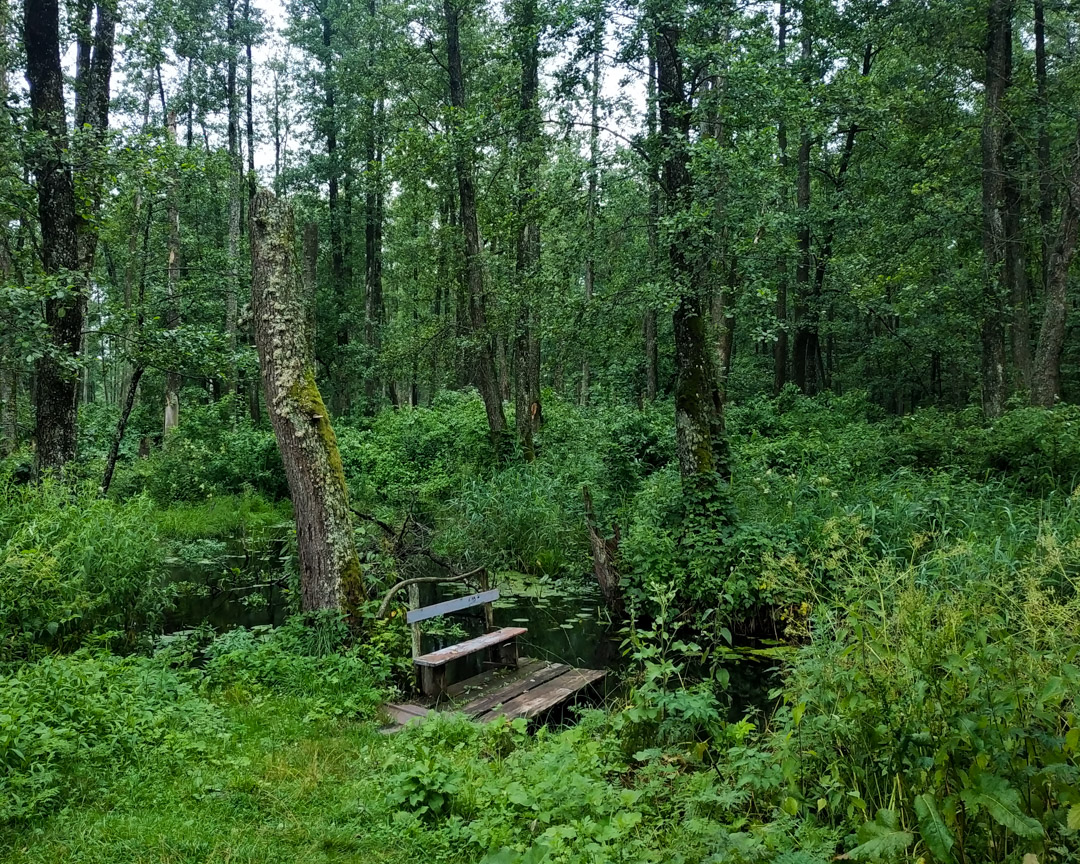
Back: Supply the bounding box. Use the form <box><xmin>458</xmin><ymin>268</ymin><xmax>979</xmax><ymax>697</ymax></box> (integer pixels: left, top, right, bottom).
<box><xmin>414</xmin><ymin>626</ymin><xmax>527</xmax><ymax>668</ymax></box>
<box><xmin>444</xmin><ymin>659</ymin><xmax>544</xmax><ymax>701</ymax></box>
<box><xmin>463</xmin><ymin>662</ymin><xmax>569</xmax><ymax>716</ymax></box>
<box><xmin>479</xmin><ymin>668</ymin><xmax>605</xmax><ymax>722</ymax></box>
<box><xmin>407</xmin><ymin>589</ymin><xmax>500</xmax><ymax>624</ymax></box>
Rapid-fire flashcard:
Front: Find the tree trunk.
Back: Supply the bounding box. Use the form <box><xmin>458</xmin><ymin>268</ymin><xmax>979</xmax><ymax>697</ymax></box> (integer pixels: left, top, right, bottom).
<box><xmin>363</xmin><ymin>103</ymin><xmax>384</xmax><ymax>406</ymax></box>
<box><xmin>580</xmin><ymin>10</ymin><xmax>602</xmax><ymax>408</ymax></box>
<box><xmin>1031</xmin><ymin>128</ymin><xmax>1080</xmax><ymax>406</ymax></box>
<box><xmin>25</xmin><ymin>0</ymin><xmax>83</xmax><ymax>474</ymax></box>
<box><xmin>980</xmin><ymin>0</ymin><xmax>1013</xmax><ymax>419</ymax></box>
<box><xmin>644</xmin><ymin>49</ymin><xmax>659</xmax><ymax>402</ymax></box>
<box><xmin>792</xmin><ymin>7</ymin><xmax>821</xmax><ymax>396</ymax></box>
<box><xmin>244</xmin><ymin>0</ymin><xmax>256</xmax><ymax>203</ymax></box>
<box><xmin>0</xmin><ymin>5</ymin><xmax>16</xmax><ymax>457</ymax></box>
<box><xmin>226</xmin><ymin>0</ymin><xmax>241</xmax><ymax>397</ymax></box>
<box><xmin>654</xmin><ymin>17</ymin><xmax>728</xmax><ymax>482</ymax></box>
<box><xmin>774</xmin><ymin>0</ymin><xmax>789</xmax><ymax>395</ymax></box>
<box><xmin>101</xmin><ymin>365</ymin><xmax>144</xmax><ymax>496</ymax></box>
<box><xmin>1035</xmin><ymin>0</ymin><xmax>1051</xmax><ymax>296</ymax></box>
<box><xmin>513</xmin><ymin>0</ymin><xmax>544</xmax><ymax>458</ymax></box>
<box><xmin>250</xmin><ymin>189</ymin><xmax>363</xmax><ymax>614</ymax></box>
<box><xmin>319</xmin><ymin>13</ymin><xmax>348</xmax><ymax>415</ymax></box>
<box><xmin>165</xmin><ymin>112</ymin><xmax>182</xmax><ymax>435</ymax></box>
<box><xmin>445</xmin><ymin>0</ymin><xmax>508</xmax><ymax>447</ymax></box>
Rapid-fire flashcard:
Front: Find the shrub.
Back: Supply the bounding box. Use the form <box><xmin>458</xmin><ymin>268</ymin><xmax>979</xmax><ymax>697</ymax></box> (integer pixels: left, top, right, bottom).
<box><xmin>0</xmin><ymin>475</ymin><xmax>170</xmax><ymax>658</ymax></box>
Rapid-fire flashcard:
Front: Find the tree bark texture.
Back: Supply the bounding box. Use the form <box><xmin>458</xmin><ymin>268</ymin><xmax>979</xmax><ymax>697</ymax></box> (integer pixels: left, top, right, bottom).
<box><xmin>654</xmin><ymin>19</ymin><xmax>728</xmax><ymax>481</ymax></box>
<box><xmin>25</xmin><ymin>0</ymin><xmax>83</xmax><ymax>474</ymax></box>
<box><xmin>226</xmin><ymin>0</ymin><xmax>241</xmax><ymax>396</ymax></box>
<box><xmin>1031</xmin><ymin>125</ymin><xmax>1080</xmax><ymax>406</ymax></box>
<box><xmin>445</xmin><ymin>0</ymin><xmax>508</xmax><ymax>445</ymax></box>
<box><xmin>513</xmin><ymin>0</ymin><xmax>544</xmax><ymax>457</ymax></box>
<box><xmin>980</xmin><ymin>0</ymin><xmax>1013</xmax><ymax>419</ymax></box>
<box><xmin>774</xmin><ymin>0</ymin><xmax>789</xmax><ymax>395</ymax></box>
<box><xmin>644</xmin><ymin>48</ymin><xmax>659</xmax><ymax>402</ymax></box>
<box><xmin>250</xmin><ymin>189</ymin><xmax>363</xmax><ymax>614</ymax></box>
<box><xmin>792</xmin><ymin>8</ymin><xmax>822</xmax><ymax>396</ymax></box>
<box><xmin>580</xmin><ymin>9</ymin><xmax>601</xmax><ymax>408</ymax></box>
<box><xmin>165</xmin><ymin>112</ymin><xmax>182</xmax><ymax>434</ymax></box>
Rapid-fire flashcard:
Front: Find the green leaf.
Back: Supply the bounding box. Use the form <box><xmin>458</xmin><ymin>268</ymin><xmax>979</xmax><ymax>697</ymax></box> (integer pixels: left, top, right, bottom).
<box><xmin>782</xmin><ymin>796</ymin><xmax>800</xmax><ymax>816</ymax></box>
<box><xmin>1067</xmin><ymin>803</ymin><xmax>1080</xmax><ymax>831</ymax></box>
<box><xmin>844</xmin><ymin>808</ymin><xmax>914</xmax><ymax>860</ymax></box>
<box><xmin>959</xmin><ymin>774</ymin><xmax>1043</xmax><ymax>839</ymax></box>
<box><xmin>914</xmin><ymin>793</ymin><xmax>956</xmax><ymax>863</ymax></box>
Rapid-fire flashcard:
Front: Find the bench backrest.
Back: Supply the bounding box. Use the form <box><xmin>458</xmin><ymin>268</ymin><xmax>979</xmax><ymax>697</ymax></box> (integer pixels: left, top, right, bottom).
<box><xmin>406</xmin><ymin>588</ymin><xmax>499</xmax><ymax>624</ymax></box>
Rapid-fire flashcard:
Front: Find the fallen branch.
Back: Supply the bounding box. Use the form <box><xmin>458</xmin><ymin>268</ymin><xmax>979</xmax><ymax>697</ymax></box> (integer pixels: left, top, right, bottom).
<box><xmin>376</xmin><ymin>567</ymin><xmax>486</xmax><ymax>619</ymax></box>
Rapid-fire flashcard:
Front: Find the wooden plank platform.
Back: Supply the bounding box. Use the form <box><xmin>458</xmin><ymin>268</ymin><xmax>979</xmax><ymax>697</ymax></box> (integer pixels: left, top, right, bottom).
<box><xmin>379</xmin><ymin>659</ymin><xmax>606</xmax><ymax>733</ymax></box>
<box><xmin>474</xmin><ymin>667</ymin><xmax>606</xmax><ymax>723</ymax></box>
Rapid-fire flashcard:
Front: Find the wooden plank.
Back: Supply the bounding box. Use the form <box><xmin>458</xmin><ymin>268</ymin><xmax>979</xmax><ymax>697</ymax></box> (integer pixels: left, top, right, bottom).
<box><xmin>463</xmin><ymin>663</ymin><xmax>569</xmax><ymax>717</ymax></box>
<box><xmin>414</xmin><ymin>627</ymin><xmax>527</xmax><ymax>668</ymax></box>
<box><xmin>479</xmin><ymin>668</ymin><xmax>605</xmax><ymax>722</ymax></box>
<box><xmin>444</xmin><ymin>658</ymin><xmax>544</xmax><ymax>701</ymax></box>
<box><xmin>406</xmin><ymin>589</ymin><xmax>500</xmax><ymax>624</ymax></box>
<box><xmin>385</xmin><ymin>703</ymin><xmax>431</xmax><ymax>723</ymax></box>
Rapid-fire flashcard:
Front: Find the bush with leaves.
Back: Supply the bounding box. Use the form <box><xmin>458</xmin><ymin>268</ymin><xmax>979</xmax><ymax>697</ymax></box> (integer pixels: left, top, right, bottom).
<box><xmin>0</xmin><ymin>474</ymin><xmax>170</xmax><ymax>658</ymax></box>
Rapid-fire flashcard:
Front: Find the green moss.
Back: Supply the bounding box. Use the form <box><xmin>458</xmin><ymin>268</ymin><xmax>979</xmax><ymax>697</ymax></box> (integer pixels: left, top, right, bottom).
<box><xmin>289</xmin><ymin>367</ymin><xmax>365</xmax><ymax>616</ymax></box>
<box><xmin>290</xmin><ymin>368</ymin><xmax>348</xmax><ymax>497</ymax></box>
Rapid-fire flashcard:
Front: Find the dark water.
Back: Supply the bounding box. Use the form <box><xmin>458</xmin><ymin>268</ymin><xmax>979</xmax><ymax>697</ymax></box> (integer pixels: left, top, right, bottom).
<box><xmin>163</xmin><ymin>534</ymin><xmax>781</xmax><ymax>718</ymax></box>
<box><xmin>163</xmin><ymin>534</ymin><xmax>291</xmax><ymax>633</ymax></box>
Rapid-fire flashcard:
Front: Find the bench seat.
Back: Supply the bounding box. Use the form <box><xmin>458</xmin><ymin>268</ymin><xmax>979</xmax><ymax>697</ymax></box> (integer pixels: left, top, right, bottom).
<box><xmin>415</xmin><ymin>626</ymin><xmax>527</xmax><ymax>667</ymax></box>
<box><xmin>415</xmin><ymin>626</ymin><xmax>527</xmax><ymax>698</ymax></box>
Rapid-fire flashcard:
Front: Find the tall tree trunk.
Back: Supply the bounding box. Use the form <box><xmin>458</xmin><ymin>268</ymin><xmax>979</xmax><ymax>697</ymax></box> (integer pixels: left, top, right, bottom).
<box><xmin>25</xmin><ymin>0</ymin><xmax>84</xmax><ymax>474</ymax></box>
<box><xmin>225</xmin><ymin>0</ymin><xmax>241</xmax><ymax>397</ymax></box>
<box><xmin>581</xmin><ymin>10</ymin><xmax>602</xmax><ymax>407</ymax></box>
<box><xmin>1035</xmin><ymin>0</ymin><xmax>1051</xmax><ymax>295</ymax></box>
<box><xmin>363</xmin><ymin>111</ymin><xmax>384</xmax><ymax>404</ymax></box>
<box><xmin>513</xmin><ymin>0</ymin><xmax>544</xmax><ymax>457</ymax></box>
<box><xmin>1005</xmin><ymin>167</ymin><xmax>1032</xmax><ymax>390</ymax></box>
<box><xmin>980</xmin><ymin>0</ymin><xmax>1013</xmax><ymax>418</ymax></box>
<box><xmin>1031</xmin><ymin>128</ymin><xmax>1080</xmax><ymax>406</ymax></box>
<box><xmin>792</xmin><ymin>6</ymin><xmax>821</xmax><ymax>396</ymax></box>
<box><xmin>165</xmin><ymin>112</ymin><xmax>182</xmax><ymax>434</ymax></box>
<box><xmin>244</xmin><ymin>0</ymin><xmax>256</xmax><ymax>203</ymax></box>
<box><xmin>103</xmin><ymin>199</ymin><xmax>153</xmax><ymax>495</ymax></box>
<box><xmin>0</xmin><ymin>1</ymin><xmax>16</xmax><ymax>456</ymax></box>
<box><xmin>654</xmin><ymin>16</ymin><xmax>728</xmax><ymax>482</ymax></box>
<box><xmin>644</xmin><ymin>49</ymin><xmax>659</xmax><ymax>402</ymax></box>
<box><xmin>250</xmin><ymin>189</ymin><xmax>363</xmax><ymax>614</ymax></box>
<box><xmin>444</xmin><ymin>0</ymin><xmax>508</xmax><ymax>446</ymax></box>
<box><xmin>774</xmin><ymin>0</ymin><xmax>789</xmax><ymax>395</ymax></box>
<box><xmin>320</xmin><ymin>13</ymin><xmax>348</xmax><ymax>414</ymax></box>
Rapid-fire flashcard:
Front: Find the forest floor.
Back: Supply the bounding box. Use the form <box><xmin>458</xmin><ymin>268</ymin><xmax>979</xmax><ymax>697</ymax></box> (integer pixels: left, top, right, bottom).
<box><xmin>4</xmin><ymin>697</ymin><xmax>425</xmax><ymax>864</ymax></box>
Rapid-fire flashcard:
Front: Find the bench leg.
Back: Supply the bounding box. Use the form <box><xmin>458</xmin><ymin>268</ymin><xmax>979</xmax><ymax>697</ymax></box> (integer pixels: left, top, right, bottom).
<box><xmin>495</xmin><ymin>637</ymin><xmax>519</xmax><ymax>668</ymax></box>
<box><xmin>419</xmin><ymin>666</ymin><xmax>446</xmax><ymax>699</ymax></box>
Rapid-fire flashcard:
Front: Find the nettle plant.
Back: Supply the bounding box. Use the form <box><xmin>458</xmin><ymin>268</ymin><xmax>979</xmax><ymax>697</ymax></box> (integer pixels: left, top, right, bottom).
<box><xmin>614</xmin><ymin>581</ymin><xmax>733</xmax><ymax>751</ymax></box>
<box><xmin>778</xmin><ymin>566</ymin><xmax>1080</xmax><ymax>862</ymax></box>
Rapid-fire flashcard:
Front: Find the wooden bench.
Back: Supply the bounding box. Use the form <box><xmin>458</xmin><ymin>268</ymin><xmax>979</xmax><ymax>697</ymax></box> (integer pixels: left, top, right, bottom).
<box><xmin>407</xmin><ymin>585</ymin><xmax>527</xmax><ymax>699</ymax></box>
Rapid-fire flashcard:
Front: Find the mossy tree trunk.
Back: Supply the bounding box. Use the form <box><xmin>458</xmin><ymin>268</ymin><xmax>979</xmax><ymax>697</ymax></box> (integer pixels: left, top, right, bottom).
<box><xmin>250</xmin><ymin>189</ymin><xmax>363</xmax><ymax>614</ymax></box>
<box><xmin>652</xmin><ymin>14</ymin><xmax>729</xmax><ymax>483</ymax></box>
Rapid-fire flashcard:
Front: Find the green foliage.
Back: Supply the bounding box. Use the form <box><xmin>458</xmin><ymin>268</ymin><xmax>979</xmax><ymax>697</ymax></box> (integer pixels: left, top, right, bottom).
<box><xmin>200</xmin><ymin>620</ymin><xmax>388</xmax><ymax>719</ymax></box>
<box><xmin>0</xmin><ymin>475</ymin><xmax>170</xmax><ymax>658</ymax></box>
<box><xmin>0</xmin><ymin>652</ymin><xmax>224</xmax><ymax>824</ymax></box>
<box><xmin>113</xmin><ymin>397</ymin><xmax>287</xmax><ymax>503</ymax></box>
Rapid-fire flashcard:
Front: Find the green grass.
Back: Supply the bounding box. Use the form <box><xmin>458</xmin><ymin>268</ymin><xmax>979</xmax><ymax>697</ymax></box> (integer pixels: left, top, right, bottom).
<box><xmin>152</xmin><ymin>493</ymin><xmax>294</xmax><ymax>541</ymax></box>
<box><xmin>3</xmin><ymin>699</ymin><xmax>431</xmax><ymax>864</ymax></box>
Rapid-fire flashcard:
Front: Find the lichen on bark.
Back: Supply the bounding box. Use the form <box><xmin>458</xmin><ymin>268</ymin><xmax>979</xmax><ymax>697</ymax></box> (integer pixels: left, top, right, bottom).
<box><xmin>251</xmin><ymin>188</ymin><xmax>363</xmax><ymax>617</ymax></box>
